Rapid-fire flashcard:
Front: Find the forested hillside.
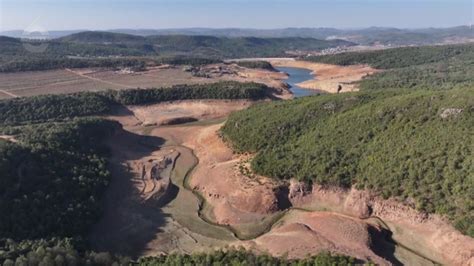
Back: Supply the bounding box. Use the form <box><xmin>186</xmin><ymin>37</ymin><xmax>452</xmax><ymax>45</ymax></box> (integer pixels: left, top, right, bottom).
<box><xmin>61</xmin><ymin>32</ymin><xmax>353</xmax><ymax>57</ymax></box>
<box><xmin>3</xmin><ymin>26</ymin><xmax>472</xmax><ymax>45</ymax></box>
<box><xmin>308</xmin><ymin>43</ymin><xmax>474</xmax><ymax>69</ymax></box>
<box><xmin>0</xmin><ymin>119</ymin><xmax>119</xmax><ymax>240</ymax></box>
<box><xmin>0</xmin><ymin>55</ymin><xmax>220</xmax><ymax>73</ymax></box>
<box><xmin>307</xmin><ymin>43</ymin><xmax>474</xmax><ymax>90</ymax></box>
<box><xmin>0</xmin><ymin>81</ymin><xmax>268</xmax><ymax>125</ymax></box>
<box><xmin>0</xmin><ymin>32</ymin><xmax>353</xmax><ymax>72</ymax></box>
<box><xmin>222</xmin><ymin>88</ymin><xmax>474</xmax><ymax>236</ymax></box>
<box><xmin>1</xmin><ymin>240</ymin><xmax>352</xmax><ymax>266</ymax></box>
<box><xmin>145</xmin><ymin>35</ymin><xmax>353</xmax><ymax>58</ymax></box>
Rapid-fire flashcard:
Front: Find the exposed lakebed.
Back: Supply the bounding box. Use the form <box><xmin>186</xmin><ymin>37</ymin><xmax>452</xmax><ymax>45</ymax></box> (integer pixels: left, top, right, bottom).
<box><xmin>275</xmin><ymin>66</ymin><xmax>322</xmax><ymax>97</ymax></box>
<box><xmin>94</xmin><ymin>98</ymin><xmax>442</xmax><ymax>265</ymax></box>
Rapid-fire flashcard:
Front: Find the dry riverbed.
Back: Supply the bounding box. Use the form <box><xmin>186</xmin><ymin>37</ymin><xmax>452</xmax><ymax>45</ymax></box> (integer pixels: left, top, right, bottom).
<box><xmin>85</xmin><ymin>99</ymin><xmax>474</xmax><ymax>265</ymax></box>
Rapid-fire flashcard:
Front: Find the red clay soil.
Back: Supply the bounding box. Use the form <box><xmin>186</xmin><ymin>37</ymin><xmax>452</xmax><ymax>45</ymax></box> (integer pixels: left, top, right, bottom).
<box><xmin>289</xmin><ymin>181</ymin><xmax>474</xmax><ymax>265</ymax></box>
<box><xmin>245</xmin><ymin>211</ymin><xmax>390</xmax><ymax>265</ymax></box>
<box><xmin>101</xmin><ymin>101</ymin><xmax>472</xmax><ymax>265</ymax></box>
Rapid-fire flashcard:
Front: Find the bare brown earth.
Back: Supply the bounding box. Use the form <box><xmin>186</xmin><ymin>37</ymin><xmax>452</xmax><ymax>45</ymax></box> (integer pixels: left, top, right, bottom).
<box><xmin>289</xmin><ymin>181</ymin><xmax>474</xmax><ymax>265</ymax></box>
<box><xmin>268</xmin><ymin>59</ymin><xmax>379</xmax><ymax>93</ymax></box>
<box><xmin>128</xmin><ymin>100</ymin><xmax>253</xmax><ymax>126</ymax></box>
<box><xmin>154</xmin><ymin>105</ymin><xmax>474</xmax><ymax>264</ymax></box>
<box><xmin>0</xmin><ymin>64</ymin><xmax>290</xmax><ymax>98</ymax></box>
<box><xmin>180</xmin><ymin>121</ymin><xmax>473</xmax><ymax>265</ymax></box>
<box><xmin>186</xmin><ymin>124</ymin><xmax>281</xmax><ymax>224</ymax></box>
<box><xmin>133</xmin><ymin>120</ymin><xmax>391</xmax><ymax>263</ymax></box>
<box><xmin>85</xmin><ymin>95</ymin><xmax>473</xmax><ymax>265</ymax></box>
<box><xmin>88</xmin><ymin>121</ymin><xmax>233</xmax><ymax>256</ymax></box>
<box><xmin>178</xmin><ymin>123</ymin><xmax>391</xmax><ymax>264</ymax></box>
<box><xmin>0</xmin><ymin>68</ymin><xmax>209</xmax><ymax>97</ymax></box>
<box><xmin>90</xmin><ymin>100</ymin><xmax>261</xmax><ymax>256</ymax></box>
<box><xmin>91</xmin><ymin>102</ymin><xmax>388</xmax><ymax>263</ymax></box>
<box><xmin>244</xmin><ymin>211</ymin><xmax>389</xmax><ymax>265</ymax></box>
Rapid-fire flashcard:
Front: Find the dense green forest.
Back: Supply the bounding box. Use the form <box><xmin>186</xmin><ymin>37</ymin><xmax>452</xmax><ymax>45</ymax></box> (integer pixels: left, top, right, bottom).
<box><xmin>0</xmin><ymin>32</ymin><xmax>353</xmax><ymax>72</ymax></box>
<box><xmin>307</xmin><ymin>43</ymin><xmax>474</xmax><ymax>90</ymax></box>
<box><xmin>0</xmin><ymin>81</ymin><xmax>268</xmax><ymax>125</ymax></box>
<box><xmin>358</xmin><ymin>59</ymin><xmax>474</xmax><ymax>90</ymax></box>
<box><xmin>0</xmin><ymin>55</ymin><xmax>221</xmax><ymax>73</ymax></box>
<box><xmin>307</xmin><ymin>43</ymin><xmax>474</xmax><ymax>69</ymax></box>
<box><xmin>0</xmin><ymin>119</ymin><xmax>119</xmax><ymax>240</ymax></box>
<box><xmin>63</xmin><ymin>32</ymin><xmax>353</xmax><ymax>58</ymax></box>
<box><xmin>4</xmin><ymin>25</ymin><xmax>472</xmax><ymax>45</ymax></box>
<box><xmin>222</xmin><ymin>88</ymin><xmax>474</xmax><ymax>236</ymax></box>
<box><xmin>0</xmin><ymin>57</ymin><xmax>147</xmax><ymax>73</ymax></box>
<box><xmin>1</xmin><ymin>239</ymin><xmax>353</xmax><ymax>266</ymax></box>
<box><xmin>0</xmin><ymin>120</ymin><xmax>127</xmax><ymax>265</ymax></box>
<box><xmin>0</xmin><ymin>93</ymin><xmax>113</xmax><ymax>125</ymax></box>
<box><xmin>0</xmin><ymin>238</ymin><xmax>130</xmax><ymax>266</ymax></box>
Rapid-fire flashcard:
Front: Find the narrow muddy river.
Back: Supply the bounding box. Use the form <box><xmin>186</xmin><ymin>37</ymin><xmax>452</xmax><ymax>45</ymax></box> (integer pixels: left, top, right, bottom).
<box><xmin>275</xmin><ymin>67</ymin><xmax>320</xmax><ymax>97</ymax></box>
<box><xmin>98</xmin><ymin>103</ymin><xmax>440</xmax><ymax>264</ymax></box>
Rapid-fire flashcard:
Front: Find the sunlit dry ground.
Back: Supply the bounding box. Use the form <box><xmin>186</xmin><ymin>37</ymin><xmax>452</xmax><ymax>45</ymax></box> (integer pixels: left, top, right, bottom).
<box><xmin>0</xmin><ymin>64</ymin><xmax>290</xmax><ymax>98</ymax></box>
<box><xmin>268</xmin><ymin>59</ymin><xmax>379</xmax><ymax>93</ymax></box>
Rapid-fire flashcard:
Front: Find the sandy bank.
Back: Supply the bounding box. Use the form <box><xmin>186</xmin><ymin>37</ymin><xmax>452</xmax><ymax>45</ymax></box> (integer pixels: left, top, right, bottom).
<box><xmin>128</xmin><ymin>100</ymin><xmax>253</xmax><ymax>126</ymax></box>
<box><xmin>267</xmin><ymin>59</ymin><xmax>379</xmax><ymax>93</ymax></box>
<box><xmin>289</xmin><ymin>181</ymin><xmax>474</xmax><ymax>265</ymax></box>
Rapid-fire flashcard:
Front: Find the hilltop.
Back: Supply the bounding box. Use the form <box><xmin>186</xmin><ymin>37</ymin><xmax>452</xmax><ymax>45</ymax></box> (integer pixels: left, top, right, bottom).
<box><xmin>0</xmin><ymin>31</ymin><xmax>354</xmax><ymax>72</ymax></box>
<box><xmin>2</xmin><ymin>26</ymin><xmax>472</xmax><ymax>45</ymax></box>
<box><xmin>59</xmin><ymin>31</ymin><xmax>147</xmax><ymax>43</ymax></box>
<box><xmin>58</xmin><ymin>31</ymin><xmax>354</xmax><ymax>57</ymax></box>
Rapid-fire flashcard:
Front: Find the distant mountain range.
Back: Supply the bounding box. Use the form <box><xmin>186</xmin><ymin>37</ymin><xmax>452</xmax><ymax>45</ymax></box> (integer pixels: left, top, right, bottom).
<box><xmin>55</xmin><ymin>31</ymin><xmax>354</xmax><ymax>58</ymax></box>
<box><xmin>0</xmin><ymin>31</ymin><xmax>354</xmax><ymax>72</ymax></box>
<box><xmin>2</xmin><ymin>26</ymin><xmax>473</xmax><ymax>46</ymax></box>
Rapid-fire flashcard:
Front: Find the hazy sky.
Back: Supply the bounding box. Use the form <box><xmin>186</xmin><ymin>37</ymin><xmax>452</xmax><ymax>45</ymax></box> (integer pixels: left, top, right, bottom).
<box><xmin>1</xmin><ymin>0</ymin><xmax>472</xmax><ymax>31</ymax></box>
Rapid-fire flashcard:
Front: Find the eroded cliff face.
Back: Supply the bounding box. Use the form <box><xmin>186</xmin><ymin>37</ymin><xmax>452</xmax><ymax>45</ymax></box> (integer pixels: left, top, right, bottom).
<box><xmin>156</xmin><ymin>120</ymin><xmax>472</xmax><ymax>265</ymax></box>
<box><xmin>288</xmin><ymin>180</ymin><xmax>474</xmax><ymax>266</ymax></box>
<box><xmin>245</xmin><ymin>211</ymin><xmax>392</xmax><ymax>266</ymax></box>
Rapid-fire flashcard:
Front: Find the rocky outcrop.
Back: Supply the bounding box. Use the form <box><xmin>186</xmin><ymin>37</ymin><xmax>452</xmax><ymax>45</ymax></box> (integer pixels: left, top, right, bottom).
<box><xmin>247</xmin><ymin>211</ymin><xmax>391</xmax><ymax>265</ymax></box>
<box><xmin>288</xmin><ymin>179</ymin><xmax>311</xmax><ymax>199</ymax></box>
<box><xmin>440</xmin><ymin>108</ymin><xmax>463</xmax><ymax>119</ymax></box>
<box><xmin>287</xmin><ymin>179</ymin><xmax>474</xmax><ymax>266</ymax></box>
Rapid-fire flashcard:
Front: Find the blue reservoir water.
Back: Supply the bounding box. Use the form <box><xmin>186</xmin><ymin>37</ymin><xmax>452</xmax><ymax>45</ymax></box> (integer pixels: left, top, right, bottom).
<box><xmin>275</xmin><ymin>67</ymin><xmax>319</xmax><ymax>98</ymax></box>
